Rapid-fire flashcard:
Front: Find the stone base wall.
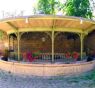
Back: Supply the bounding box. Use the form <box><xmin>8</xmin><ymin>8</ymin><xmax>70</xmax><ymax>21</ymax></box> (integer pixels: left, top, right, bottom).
<box><xmin>0</xmin><ymin>60</ymin><xmax>95</xmax><ymax>76</ymax></box>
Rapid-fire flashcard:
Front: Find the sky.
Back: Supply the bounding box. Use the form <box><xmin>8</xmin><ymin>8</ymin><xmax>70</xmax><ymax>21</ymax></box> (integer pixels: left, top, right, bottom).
<box><xmin>0</xmin><ymin>0</ymin><xmax>95</xmax><ymax>19</ymax></box>
<box><xmin>0</xmin><ymin>0</ymin><xmax>37</xmax><ymax>19</ymax></box>
<box><xmin>0</xmin><ymin>0</ymin><xmax>67</xmax><ymax>19</ymax></box>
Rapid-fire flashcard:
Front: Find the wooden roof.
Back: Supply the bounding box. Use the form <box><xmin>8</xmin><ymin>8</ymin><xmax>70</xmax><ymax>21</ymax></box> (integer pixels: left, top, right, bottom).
<box><xmin>0</xmin><ymin>15</ymin><xmax>95</xmax><ymax>34</ymax></box>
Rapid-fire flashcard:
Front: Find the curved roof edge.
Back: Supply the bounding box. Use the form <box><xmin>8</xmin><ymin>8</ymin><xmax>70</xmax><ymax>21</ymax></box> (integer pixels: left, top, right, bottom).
<box><xmin>0</xmin><ymin>15</ymin><xmax>95</xmax><ymax>23</ymax></box>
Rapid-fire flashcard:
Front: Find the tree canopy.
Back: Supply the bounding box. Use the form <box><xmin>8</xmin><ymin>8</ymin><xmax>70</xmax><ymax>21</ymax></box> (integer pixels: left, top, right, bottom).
<box><xmin>64</xmin><ymin>0</ymin><xmax>92</xmax><ymax>19</ymax></box>
<box><xmin>34</xmin><ymin>0</ymin><xmax>93</xmax><ymax>19</ymax></box>
<box><xmin>35</xmin><ymin>0</ymin><xmax>61</xmax><ymax>14</ymax></box>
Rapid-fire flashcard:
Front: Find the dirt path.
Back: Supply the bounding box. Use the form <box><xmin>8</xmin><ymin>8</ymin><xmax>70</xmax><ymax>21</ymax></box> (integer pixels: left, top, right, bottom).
<box><xmin>0</xmin><ymin>70</ymin><xmax>95</xmax><ymax>88</ymax></box>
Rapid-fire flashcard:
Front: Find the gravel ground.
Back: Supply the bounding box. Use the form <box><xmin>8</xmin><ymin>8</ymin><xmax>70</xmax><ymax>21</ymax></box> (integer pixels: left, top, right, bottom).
<box><xmin>0</xmin><ymin>70</ymin><xmax>95</xmax><ymax>88</ymax></box>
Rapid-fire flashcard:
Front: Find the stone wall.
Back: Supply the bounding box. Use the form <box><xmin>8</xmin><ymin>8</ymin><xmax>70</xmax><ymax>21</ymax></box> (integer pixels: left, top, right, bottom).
<box><xmin>0</xmin><ymin>60</ymin><xmax>95</xmax><ymax>76</ymax></box>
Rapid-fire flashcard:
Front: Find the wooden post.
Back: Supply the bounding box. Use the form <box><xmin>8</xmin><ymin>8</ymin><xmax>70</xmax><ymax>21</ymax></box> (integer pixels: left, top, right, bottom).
<box><xmin>8</xmin><ymin>34</ymin><xmax>10</xmax><ymax>50</ymax></box>
<box><xmin>7</xmin><ymin>34</ymin><xmax>10</xmax><ymax>58</ymax></box>
<box><xmin>52</xmin><ymin>30</ymin><xmax>54</xmax><ymax>62</ymax></box>
<box><xmin>17</xmin><ymin>30</ymin><xmax>20</xmax><ymax>61</ymax></box>
<box><xmin>80</xmin><ymin>33</ymin><xmax>84</xmax><ymax>60</ymax></box>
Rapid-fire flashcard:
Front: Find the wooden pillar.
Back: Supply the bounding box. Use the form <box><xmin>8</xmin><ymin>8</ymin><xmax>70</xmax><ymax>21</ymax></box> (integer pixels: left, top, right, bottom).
<box><xmin>8</xmin><ymin>34</ymin><xmax>10</xmax><ymax>50</ymax></box>
<box><xmin>7</xmin><ymin>34</ymin><xmax>10</xmax><ymax>58</ymax></box>
<box><xmin>17</xmin><ymin>30</ymin><xmax>20</xmax><ymax>61</ymax></box>
<box><xmin>80</xmin><ymin>33</ymin><xmax>84</xmax><ymax>60</ymax></box>
<box><xmin>52</xmin><ymin>30</ymin><xmax>54</xmax><ymax>62</ymax></box>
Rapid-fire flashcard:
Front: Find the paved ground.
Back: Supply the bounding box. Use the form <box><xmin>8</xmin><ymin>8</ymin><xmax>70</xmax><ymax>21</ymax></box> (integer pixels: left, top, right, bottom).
<box><xmin>0</xmin><ymin>70</ymin><xmax>95</xmax><ymax>88</ymax></box>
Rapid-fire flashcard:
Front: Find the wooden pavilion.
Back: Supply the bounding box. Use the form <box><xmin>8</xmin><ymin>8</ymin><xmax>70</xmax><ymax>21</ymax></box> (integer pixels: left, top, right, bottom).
<box><xmin>0</xmin><ymin>15</ymin><xmax>95</xmax><ymax>62</ymax></box>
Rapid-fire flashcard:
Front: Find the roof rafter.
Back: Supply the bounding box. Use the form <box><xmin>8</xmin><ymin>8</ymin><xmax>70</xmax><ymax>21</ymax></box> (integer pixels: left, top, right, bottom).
<box><xmin>6</xmin><ymin>22</ymin><xmax>18</xmax><ymax>31</ymax></box>
<box><xmin>85</xmin><ymin>24</ymin><xmax>95</xmax><ymax>33</ymax></box>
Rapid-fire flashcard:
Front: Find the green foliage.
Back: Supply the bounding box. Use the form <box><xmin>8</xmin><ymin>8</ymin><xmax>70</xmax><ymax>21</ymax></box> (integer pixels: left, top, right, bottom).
<box><xmin>64</xmin><ymin>0</ymin><xmax>92</xmax><ymax>19</ymax></box>
<box><xmin>34</xmin><ymin>0</ymin><xmax>92</xmax><ymax>18</ymax></box>
<box><xmin>37</xmin><ymin>0</ymin><xmax>51</xmax><ymax>14</ymax></box>
<box><xmin>36</xmin><ymin>0</ymin><xmax>61</xmax><ymax>14</ymax></box>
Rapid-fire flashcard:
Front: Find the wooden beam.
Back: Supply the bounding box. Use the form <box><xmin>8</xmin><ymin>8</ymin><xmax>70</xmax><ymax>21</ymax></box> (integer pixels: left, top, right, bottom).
<box><xmin>45</xmin><ymin>32</ymin><xmax>51</xmax><ymax>39</ymax></box>
<box><xmin>54</xmin><ymin>32</ymin><xmax>60</xmax><ymax>38</ymax></box>
<box><xmin>54</xmin><ymin>27</ymin><xmax>83</xmax><ymax>33</ymax></box>
<box><xmin>85</xmin><ymin>24</ymin><xmax>95</xmax><ymax>33</ymax></box>
<box><xmin>20</xmin><ymin>27</ymin><xmax>52</xmax><ymax>32</ymax></box>
<box><xmin>7</xmin><ymin>27</ymin><xmax>84</xmax><ymax>34</ymax></box>
<box><xmin>6</xmin><ymin>22</ymin><xmax>18</xmax><ymax>31</ymax></box>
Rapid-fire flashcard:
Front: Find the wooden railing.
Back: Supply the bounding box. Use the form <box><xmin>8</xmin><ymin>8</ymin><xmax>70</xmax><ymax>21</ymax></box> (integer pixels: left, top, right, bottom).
<box><xmin>9</xmin><ymin>52</ymin><xmax>86</xmax><ymax>62</ymax></box>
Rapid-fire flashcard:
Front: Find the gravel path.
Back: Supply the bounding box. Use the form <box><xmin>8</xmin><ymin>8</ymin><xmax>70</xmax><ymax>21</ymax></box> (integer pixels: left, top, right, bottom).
<box><xmin>0</xmin><ymin>70</ymin><xmax>95</xmax><ymax>88</ymax></box>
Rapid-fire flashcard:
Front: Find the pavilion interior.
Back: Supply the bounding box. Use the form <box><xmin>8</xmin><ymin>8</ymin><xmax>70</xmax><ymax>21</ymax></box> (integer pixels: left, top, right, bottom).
<box><xmin>0</xmin><ymin>15</ymin><xmax>95</xmax><ymax>62</ymax></box>
<box><xmin>0</xmin><ymin>30</ymin><xmax>95</xmax><ymax>62</ymax></box>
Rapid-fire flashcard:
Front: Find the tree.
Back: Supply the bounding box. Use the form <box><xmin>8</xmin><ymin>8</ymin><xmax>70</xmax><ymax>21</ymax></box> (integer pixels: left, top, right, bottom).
<box><xmin>37</xmin><ymin>0</ymin><xmax>51</xmax><ymax>14</ymax></box>
<box><xmin>35</xmin><ymin>0</ymin><xmax>61</xmax><ymax>14</ymax></box>
<box><xmin>64</xmin><ymin>0</ymin><xmax>92</xmax><ymax>19</ymax></box>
